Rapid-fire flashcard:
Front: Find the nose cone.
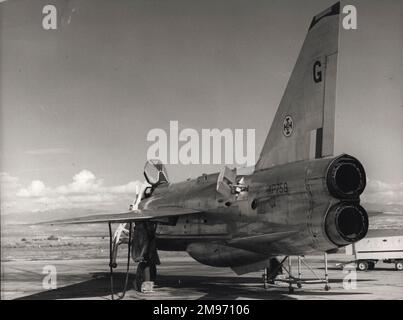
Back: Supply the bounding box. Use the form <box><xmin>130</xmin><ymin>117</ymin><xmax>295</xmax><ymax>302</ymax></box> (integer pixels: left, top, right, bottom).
<box><xmin>325</xmin><ymin>203</ymin><xmax>368</xmax><ymax>246</ymax></box>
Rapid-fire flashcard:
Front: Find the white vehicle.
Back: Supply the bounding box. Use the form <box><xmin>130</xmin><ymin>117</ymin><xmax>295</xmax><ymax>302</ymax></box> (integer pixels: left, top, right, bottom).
<box><xmin>345</xmin><ymin>229</ymin><xmax>403</xmax><ymax>271</ymax></box>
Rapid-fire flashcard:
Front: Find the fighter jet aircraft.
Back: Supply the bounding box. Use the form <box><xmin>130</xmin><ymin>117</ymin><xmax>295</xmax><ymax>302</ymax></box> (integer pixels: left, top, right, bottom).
<box><xmin>45</xmin><ymin>2</ymin><xmax>369</xmax><ymax>295</ymax></box>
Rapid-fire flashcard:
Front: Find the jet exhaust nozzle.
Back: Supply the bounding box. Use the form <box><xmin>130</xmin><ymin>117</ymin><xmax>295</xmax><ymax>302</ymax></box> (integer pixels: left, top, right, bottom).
<box><xmin>325</xmin><ymin>202</ymin><xmax>368</xmax><ymax>246</ymax></box>
<box><xmin>326</xmin><ymin>154</ymin><xmax>366</xmax><ymax>199</ymax></box>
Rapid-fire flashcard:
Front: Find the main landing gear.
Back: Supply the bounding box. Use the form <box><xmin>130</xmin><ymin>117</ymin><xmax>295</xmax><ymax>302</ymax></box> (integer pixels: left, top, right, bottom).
<box><xmin>262</xmin><ymin>253</ymin><xmax>331</xmax><ymax>294</ymax></box>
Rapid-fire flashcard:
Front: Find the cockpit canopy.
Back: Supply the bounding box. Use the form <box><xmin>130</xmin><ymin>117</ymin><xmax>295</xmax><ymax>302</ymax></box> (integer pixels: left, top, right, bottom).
<box><xmin>144</xmin><ymin>159</ymin><xmax>169</xmax><ymax>186</ymax></box>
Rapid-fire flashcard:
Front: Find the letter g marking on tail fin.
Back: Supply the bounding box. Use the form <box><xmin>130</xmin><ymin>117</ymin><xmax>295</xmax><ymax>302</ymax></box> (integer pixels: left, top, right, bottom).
<box><xmin>313</xmin><ymin>61</ymin><xmax>322</xmax><ymax>83</ymax></box>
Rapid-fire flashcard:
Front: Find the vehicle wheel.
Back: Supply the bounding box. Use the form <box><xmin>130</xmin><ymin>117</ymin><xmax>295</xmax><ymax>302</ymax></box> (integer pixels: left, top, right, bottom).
<box><xmin>357</xmin><ymin>261</ymin><xmax>369</xmax><ymax>271</ymax></box>
<box><xmin>325</xmin><ymin>285</ymin><xmax>331</xmax><ymax>291</ymax></box>
<box><xmin>395</xmin><ymin>262</ymin><xmax>403</xmax><ymax>271</ymax></box>
<box><xmin>135</xmin><ymin>262</ymin><xmax>151</xmax><ymax>291</ymax></box>
<box><xmin>368</xmin><ymin>262</ymin><xmax>375</xmax><ymax>270</ymax></box>
<box><xmin>288</xmin><ymin>286</ymin><xmax>294</xmax><ymax>294</ymax></box>
<box><xmin>297</xmin><ymin>283</ymin><xmax>302</xmax><ymax>289</ymax></box>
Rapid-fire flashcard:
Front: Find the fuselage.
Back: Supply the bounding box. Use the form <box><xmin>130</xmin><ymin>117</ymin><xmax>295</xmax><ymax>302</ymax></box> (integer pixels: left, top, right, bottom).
<box><xmin>137</xmin><ymin>154</ymin><xmax>368</xmax><ymax>268</ymax></box>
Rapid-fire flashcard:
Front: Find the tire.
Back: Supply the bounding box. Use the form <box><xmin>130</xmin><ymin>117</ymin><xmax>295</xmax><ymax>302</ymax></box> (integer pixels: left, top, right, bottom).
<box><xmin>368</xmin><ymin>261</ymin><xmax>376</xmax><ymax>270</ymax></box>
<box><xmin>395</xmin><ymin>262</ymin><xmax>403</xmax><ymax>271</ymax></box>
<box><xmin>357</xmin><ymin>260</ymin><xmax>369</xmax><ymax>271</ymax></box>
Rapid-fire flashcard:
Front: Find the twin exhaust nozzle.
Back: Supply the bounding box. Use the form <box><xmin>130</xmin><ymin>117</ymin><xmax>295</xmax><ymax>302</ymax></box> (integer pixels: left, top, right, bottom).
<box><xmin>324</xmin><ymin>155</ymin><xmax>368</xmax><ymax>246</ymax></box>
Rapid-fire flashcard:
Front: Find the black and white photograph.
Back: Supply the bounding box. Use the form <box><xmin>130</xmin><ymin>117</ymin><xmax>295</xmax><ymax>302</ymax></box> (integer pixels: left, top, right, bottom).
<box><xmin>0</xmin><ymin>0</ymin><xmax>402</xmax><ymax>304</ymax></box>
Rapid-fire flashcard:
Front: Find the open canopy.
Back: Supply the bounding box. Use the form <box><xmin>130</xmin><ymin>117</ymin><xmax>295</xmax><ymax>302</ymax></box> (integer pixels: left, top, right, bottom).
<box><xmin>143</xmin><ymin>159</ymin><xmax>169</xmax><ymax>186</ymax></box>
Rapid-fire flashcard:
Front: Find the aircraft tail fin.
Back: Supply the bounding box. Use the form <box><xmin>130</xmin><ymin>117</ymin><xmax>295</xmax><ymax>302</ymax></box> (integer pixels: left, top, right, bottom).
<box><xmin>255</xmin><ymin>2</ymin><xmax>341</xmax><ymax>171</ymax></box>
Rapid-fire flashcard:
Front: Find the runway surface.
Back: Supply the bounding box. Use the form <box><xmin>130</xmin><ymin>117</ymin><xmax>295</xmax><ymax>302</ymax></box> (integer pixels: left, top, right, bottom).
<box><xmin>2</xmin><ymin>253</ymin><xmax>403</xmax><ymax>300</ymax></box>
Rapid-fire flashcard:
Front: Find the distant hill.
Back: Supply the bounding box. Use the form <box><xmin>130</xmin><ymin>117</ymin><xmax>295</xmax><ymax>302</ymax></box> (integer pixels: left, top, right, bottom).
<box><xmin>362</xmin><ymin>202</ymin><xmax>403</xmax><ymax>214</ymax></box>
<box><xmin>2</xmin><ymin>207</ymin><xmax>121</xmax><ymax>225</ymax></box>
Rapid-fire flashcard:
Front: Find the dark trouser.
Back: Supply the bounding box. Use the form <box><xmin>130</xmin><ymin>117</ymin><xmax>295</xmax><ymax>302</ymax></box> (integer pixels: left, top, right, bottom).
<box><xmin>132</xmin><ymin>221</ymin><xmax>160</xmax><ymax>265</ymax></box>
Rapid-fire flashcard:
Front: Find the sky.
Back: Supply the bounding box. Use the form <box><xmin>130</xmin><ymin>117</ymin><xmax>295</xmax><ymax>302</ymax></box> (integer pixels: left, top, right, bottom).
<box><xmin>0</xmin><ymin>0</ymin><xmax>402</xmax><ymax>217</ymax></box>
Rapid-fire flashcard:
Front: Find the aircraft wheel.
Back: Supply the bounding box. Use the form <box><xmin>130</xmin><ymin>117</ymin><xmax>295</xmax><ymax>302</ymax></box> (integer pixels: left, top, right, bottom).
<box><xmin>395</xmin><ymin>262</ymin><xmax>403</xmax><ymax>271</ymax></box>
<box><xmin>357</xmin><ymin>261</ymin><xmax>368</xmax><ymax>271</ymax></box>
<box><xmin>135</xmin><ymin>262</ymin><xmax>151</xmax><ymax>291</ymax></box>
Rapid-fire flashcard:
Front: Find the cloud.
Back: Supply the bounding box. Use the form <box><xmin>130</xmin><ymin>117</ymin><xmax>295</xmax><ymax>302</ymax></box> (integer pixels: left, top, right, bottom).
<box><xmin>25</xmin><ymin>148</ymin><xmax>71</xmax><ymax>155</ymax></box>
<box><xmin>1</xmin><ymin>170</ymin><xmax>145</xmax><ymax>214</ymax></box>
<box><xmin>52</xmin><ymin>170</ymin><xmax>143</xmax><ymax>196</ymax></box>
<box><xmin>17</xmin><ymin>180</ymin><xmax>47</xmax><ymax>197</ymax></box>
<box><xmin>362</xmin><ymin>179</ymin><xmax>403</xmax><ymax>205</ymax></box>
<box><xmin>0</xmin><ymin>172</ymin><xmax>21</xmax><ymax>197</ymax></box>
<box><xmin>1</xmin><ymin>172</ymin><xmax>22</xmax><ymax>212</ymax></box>
<box><xmin>0</xmin><ymin>172</ymin><xmax>19</xmax><ymax>185</ymax></box>
<box><xmin>55</xmin><ymin>170</ymin><xmax>102</xmax><ymax>194</ymax></box>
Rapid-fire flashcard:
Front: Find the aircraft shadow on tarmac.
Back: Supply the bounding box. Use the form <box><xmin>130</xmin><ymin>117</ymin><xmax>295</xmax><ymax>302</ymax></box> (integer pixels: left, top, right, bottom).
<box><xmin>15</xmin><ymin>272</ymin><xmax>373</xmax><ymax>300</ymax></box>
